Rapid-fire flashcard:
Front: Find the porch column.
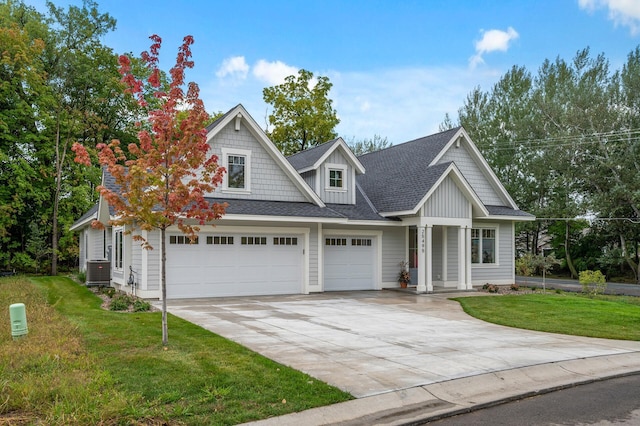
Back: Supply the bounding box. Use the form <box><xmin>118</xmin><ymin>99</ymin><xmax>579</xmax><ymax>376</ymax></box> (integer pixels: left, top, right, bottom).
<box><xmin>416</xmin><ymin>226</ymin><xmax>426</xmax><ymax>293</ymax></box>
<box><xmin>465</xmin><ymin>227</ymin><xmax>472</xmax><ymax>289</ymax></box>
<box><xmin>426</xmin><ymin>225</ymin><xmax>433</xmax><ymax>292</ymax></box>
<box><xmin>458</xmin><ymin>225</ymin><xmax>466</xmax><ymax>290</ymax></box>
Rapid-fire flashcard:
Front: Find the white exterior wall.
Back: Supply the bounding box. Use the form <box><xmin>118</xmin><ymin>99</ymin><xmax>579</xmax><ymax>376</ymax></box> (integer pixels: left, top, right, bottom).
<box><xmin>438</xmin><ymin>143</ymin><xmax>504</xmax><ymax>206</ymax></box>
<box><xmin>208</xmin><ymin>122</ymin><xmax>307</xmax><ymax>202</ymax></box>
<box><xmin>471</xmin><ymin>221</ymin><xmax>515</xmax><ymax>285</ymax></box>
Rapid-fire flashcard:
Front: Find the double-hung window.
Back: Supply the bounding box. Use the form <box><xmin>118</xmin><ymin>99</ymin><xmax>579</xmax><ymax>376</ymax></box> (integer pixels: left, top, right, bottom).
<box><xmin>471</xmin><ymin>228</ymin><xmax>496</xmax><ymax>264</ymax></box>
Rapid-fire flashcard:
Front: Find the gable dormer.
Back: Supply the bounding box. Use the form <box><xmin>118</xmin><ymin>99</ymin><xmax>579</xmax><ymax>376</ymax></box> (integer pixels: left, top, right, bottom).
<box><xmin>287</xmin><ymin>138</ymin><xmax>365</xmax><ymax>205</ymax></box>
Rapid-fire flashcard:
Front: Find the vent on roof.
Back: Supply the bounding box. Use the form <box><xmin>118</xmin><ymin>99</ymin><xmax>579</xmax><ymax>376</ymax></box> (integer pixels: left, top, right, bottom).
<box><xmin>86</xmin><ymin>260</ymin><xmax>111</xmax><ymax>286</ymax></box>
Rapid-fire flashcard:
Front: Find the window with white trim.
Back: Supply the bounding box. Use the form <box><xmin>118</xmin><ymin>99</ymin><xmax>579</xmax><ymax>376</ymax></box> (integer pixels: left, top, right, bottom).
<box><xmin>471</xmin><ymin>228</ymin><xmax>496</xmax><ymax>264</ymax></box>
<box><xmin>114</xmin><ymin>228</ymin><xmax>123</xmax><ymax>270</ymax></box>
<box><xmin>325</xmin><ymin>163</ymin><xmax>347</xmax><ymax>191</ymax></box>
<box><xmin>222</xmin><ymin>148</ymin><xmax>251</xmax><ymax>192</ymax></box>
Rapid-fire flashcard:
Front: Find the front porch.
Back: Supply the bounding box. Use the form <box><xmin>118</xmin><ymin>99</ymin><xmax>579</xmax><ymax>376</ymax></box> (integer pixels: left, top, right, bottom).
<box><xmin>407</xmin><ymin>223</ymin><xmax>473</xmax><ymax>292</ymax></box>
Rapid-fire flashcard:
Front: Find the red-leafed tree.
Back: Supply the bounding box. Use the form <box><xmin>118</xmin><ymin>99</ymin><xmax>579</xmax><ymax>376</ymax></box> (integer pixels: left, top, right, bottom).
<box><xmin>73</xmin><ymin>35</ymin><xmax>226</xmax><ymax>346</ymax></box>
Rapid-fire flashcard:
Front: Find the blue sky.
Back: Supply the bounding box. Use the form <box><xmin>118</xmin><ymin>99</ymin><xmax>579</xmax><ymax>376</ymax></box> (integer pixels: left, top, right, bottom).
<box><xmin>27</xmin><ymin>0</ymin><xmax>640</xmax><ymax>143</ymax></box>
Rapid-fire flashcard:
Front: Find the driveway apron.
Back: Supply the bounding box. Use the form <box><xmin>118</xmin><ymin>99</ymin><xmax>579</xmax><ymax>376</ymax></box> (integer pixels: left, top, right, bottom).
<box><xmin>158</xmin><ymin>291</ymin><xmax>640</xmax><ymax>398</ymax></box>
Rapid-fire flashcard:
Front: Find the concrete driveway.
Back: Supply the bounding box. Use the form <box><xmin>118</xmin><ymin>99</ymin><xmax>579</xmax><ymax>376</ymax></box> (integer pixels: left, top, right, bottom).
<box><xmin>159</xmin><ymin>291</ymin><xmax>640</xmax><ymax>398</ymax></box>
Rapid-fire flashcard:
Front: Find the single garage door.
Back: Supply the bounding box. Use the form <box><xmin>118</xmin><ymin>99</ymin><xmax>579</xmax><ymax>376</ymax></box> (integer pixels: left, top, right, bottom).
<box><xmin>166</xmin><ymin>233</ymin><xmax>303</xmax><ymax>298</ymax></box>
<box><xmin>324</xmin><ymin>235</ymin><xmax>376</xmax><ymax>291</ymax></box>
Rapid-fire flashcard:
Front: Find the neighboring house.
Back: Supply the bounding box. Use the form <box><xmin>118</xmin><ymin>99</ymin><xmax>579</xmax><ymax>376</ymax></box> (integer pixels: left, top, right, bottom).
<box><xmin>70</xmin><ymin>104</ymin><xmax>534</xmax><ymax>299</ymax></box>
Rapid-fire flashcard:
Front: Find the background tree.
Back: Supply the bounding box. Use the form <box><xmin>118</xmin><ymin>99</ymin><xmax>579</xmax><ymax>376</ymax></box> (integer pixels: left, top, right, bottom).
<box><xmin>263</xmin><ymin>69</ymin><xmax>340</xmax><ymax>155</ymax></box>
<box><xmin>0</xmin><ymin>0</ymin><xmax>137</xmax><ymax>274</ymax></box>
<box><xmin>447</xmin><ymin>47</ymin><xmax>640</xmax><ymax>282</ymax></box>
<box><xmin>74</xmin><ymin>35</ymin><xmax>226</xmax><ymax>346</ymax></box>
<box><xmin>347</xmin><ymin>134</ymin><xmax>391</xmax><ymax>156</ymax></box>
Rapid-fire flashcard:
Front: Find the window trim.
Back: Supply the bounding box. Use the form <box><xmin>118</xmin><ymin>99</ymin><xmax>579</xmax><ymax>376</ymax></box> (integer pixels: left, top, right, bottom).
<box><xmin>324</xmin><ymin>163</ymin><xmax>347</xmax><ymax>192</ymax></box>
<box><xmin>114</xmin><ymin>227</ymin><xmax>124</xmax><ymax>271</ymax></box>
<box><xmin>221</xmin><ymin>147</ymin><xmax>251</xmax><ymax>193</ymax></box>
<box><xmin>471</xmin><ymin>226</ymin><xmax>498</xmax><ymax>266</ymax></box>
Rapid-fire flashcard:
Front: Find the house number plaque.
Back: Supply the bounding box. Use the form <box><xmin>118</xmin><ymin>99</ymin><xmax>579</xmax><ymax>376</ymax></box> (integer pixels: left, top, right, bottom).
<box><xmin>421</xmin><ymin>228</ymin><xmax>425</xmax><ymax>253</ymax></box>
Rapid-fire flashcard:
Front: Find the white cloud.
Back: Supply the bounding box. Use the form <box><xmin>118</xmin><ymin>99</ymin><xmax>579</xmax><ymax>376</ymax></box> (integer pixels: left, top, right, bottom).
<box><xmin>253</xmin><ymin>59</ymin><xmax>299</xmax><ymax>85</ymax></box>
<box><xmin>469</xmin><ymin>27</ymin><xmax>519</xmax><ymax>68</ymax></box>
<box><xmin>579</xmin><ymin>0</ymin><xmax>640</xmax><ymax>35</ymax></box>
<box><xmin>216</xmin><ymin>56</ymin><xmax>249</xmax><ymax>80</ymax></box>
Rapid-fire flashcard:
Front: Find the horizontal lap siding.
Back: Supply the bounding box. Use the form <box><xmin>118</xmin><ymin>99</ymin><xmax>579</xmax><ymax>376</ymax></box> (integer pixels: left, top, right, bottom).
<box><xmin>209</xmin><ymin>122</ymin><xmax>307</xmax><ymax>202</ymax></box>
<box><xmin>381</xmin><ymin>227</ymin><xmax>405</xmax><ymax>283</ymax></box>
<box><xmin>146</xmin><ymin>230</ymin><xmax>161</xmax><ymax>291</ymax></box>
<box><xmin>471</xmin><ymin>221</ymin><xmax>514</xmax><ymax>284</ymax></box>
<box><xmin>432</xmin><ymin>226</ymin><xmax>443</xmax><ymax>280</ymax></box>
<box><xmin>308</xmin><ymin>223</ymin><xmax>319</xmax><ymax>290</ymax></box>
<box><xmin>446</xmin><ymin>227</ymin><xmax>458</xmax><ymax>281</ymax></box>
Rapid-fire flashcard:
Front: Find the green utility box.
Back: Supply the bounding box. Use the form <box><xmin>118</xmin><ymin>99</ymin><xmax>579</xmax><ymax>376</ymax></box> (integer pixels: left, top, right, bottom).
<box><xmin>10</xmin><ymin>303</ymin><xmax>28</xmax><ymax>339</ymax></box>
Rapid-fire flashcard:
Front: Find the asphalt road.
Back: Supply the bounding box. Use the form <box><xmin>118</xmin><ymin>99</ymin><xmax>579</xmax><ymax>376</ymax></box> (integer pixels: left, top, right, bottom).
<box><xmin>426</xmin><ymin>373</ymin><xmax>640</xmax><ymax>425</ymax></box>
<box><xmin>515</xmin><ymin>275</ymin><xmax>640</xmax><ymax>296</ymax></box>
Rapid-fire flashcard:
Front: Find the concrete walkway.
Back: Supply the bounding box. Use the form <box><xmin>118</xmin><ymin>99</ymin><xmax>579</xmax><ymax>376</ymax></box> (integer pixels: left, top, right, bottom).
<box><xmin>157</xmin><ymin>290</ymin><xmax>640</xmax><ymax>424</ymax></box>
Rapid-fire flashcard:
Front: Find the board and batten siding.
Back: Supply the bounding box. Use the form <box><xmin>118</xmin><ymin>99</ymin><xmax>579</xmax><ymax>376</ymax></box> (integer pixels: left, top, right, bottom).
<box><xmin>438</xmin><ymin>143</ymin><xmax>503</xmax><ymax>206</ymax></box>
<box><xmin>381</xmin><ymin>227</ymin><xmax>405</xmax><ymax>284</ymax></box>
<box><xmin>208</xmin><ymin>122</ymin><xmax>307</xmax><ymax>202</ymax></box>
<box><xmin>471</xmin><ymin>221</ymin><xmax>514</xmax><ymax>285</ymax></box>
<box><xmin>423</xmin><ymin>176</ymin><xmax>470</xmax><ymax>218</ymax></box>
<box><xmin>318</xmin><ymin>150</ymin><xmax>352</xmax><ymax>204</ymax></box>
<box><xmin>301</xmin><ymin>170</ymin><xmax>316</xmax><ymax>192</ymax></box>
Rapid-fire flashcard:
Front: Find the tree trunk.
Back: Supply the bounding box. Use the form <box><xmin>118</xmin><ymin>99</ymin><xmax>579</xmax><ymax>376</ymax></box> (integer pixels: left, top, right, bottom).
<box><xmin>51</xmin><ymin>119</ymin><xmax>63</xmax><ymax>276</ymax></box>
<box><xmin>565</xmin><ymin>221</ymin><xmax>578</xmax><ymax>279</ymax></box>
<box><xmin>161</xmin><ymin>226</ymin><xmax>168</xmax><ymax>346</ymax></box>
<box><xmin>620</xmin><ymin>234</ymin><xmax>639</xmax><ymax>283</ymax></box>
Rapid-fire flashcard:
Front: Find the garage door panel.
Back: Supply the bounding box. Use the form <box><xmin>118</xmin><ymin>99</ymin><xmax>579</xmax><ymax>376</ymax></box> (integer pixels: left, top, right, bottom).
<box><xmin>166</xmin><ymin>232</ymin><xmax>303</xmax><ymax>298</ymax></box>
<box><xmin>324</xmin><ymin>235</ymin><xmax>376</xmax><ymax>291</ymax></box>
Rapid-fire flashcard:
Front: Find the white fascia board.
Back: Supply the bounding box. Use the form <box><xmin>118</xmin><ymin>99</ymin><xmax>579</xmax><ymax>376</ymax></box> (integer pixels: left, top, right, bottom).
<box><xmin>312</xmin><ymin>138</ymin><xmax>366</xmax><ymax>174</ymax></box>
<box><xmin>206</xmin><ymin>104</ymin><xmax>326</xmax><ymax>207</ymax></box>
<box><xmin>430</xmin><ymin>127</ymin><xmax>519</xmax><ymax>210</ymax></box>
<box><xmin>69</xmin><ymin>213</ymin><xmax>97</xmax><ymax>231</ymax></box>
<box><xmin>380</xmin><ymin>209</ymin><xmax>419</xmax><ymax>217</ymax></box>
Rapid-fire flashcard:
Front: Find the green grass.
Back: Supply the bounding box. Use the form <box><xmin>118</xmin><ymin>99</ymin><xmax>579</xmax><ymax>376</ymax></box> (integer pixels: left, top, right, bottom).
<box><xmin>453</xmin><ymin>292</ymin><xmax>640</xmax><ymax>340</ymax></box>
<box><xmin>0</xmin><ymin>276</ymin><xmax>352</xmax><ymax>425</ymax></box>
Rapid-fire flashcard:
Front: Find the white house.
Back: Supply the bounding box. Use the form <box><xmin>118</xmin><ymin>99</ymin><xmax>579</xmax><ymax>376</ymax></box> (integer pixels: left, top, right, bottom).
<box><xmin>70</xmin><ymin>104</ymin><xmax>534</xmax><ymax>299</ymax></box>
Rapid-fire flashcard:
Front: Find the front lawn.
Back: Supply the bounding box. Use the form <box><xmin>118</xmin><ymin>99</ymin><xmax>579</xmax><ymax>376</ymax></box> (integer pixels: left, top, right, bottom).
<box><xmin>0</xmin><ymin>276</ymin><xmax>352</xmax><ymax>425</ymax></box>
<box><xmin>453</xmin><ymin>292</ymin><xmax>640</xmax><ymax>340</ymax></box>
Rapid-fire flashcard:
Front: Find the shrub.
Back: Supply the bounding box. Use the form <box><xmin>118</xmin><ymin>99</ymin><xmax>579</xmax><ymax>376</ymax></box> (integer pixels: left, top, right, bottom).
<box><xmin>482</xmin><ymin>283</ymin><xmax>499</xmax><ymax>293</ymax></box>
<box><xmin>77</xmin><ymin>270</ymin><xmax>87</xmax><ymax>283</ymax></box>
<box><xmin>510</xmin><ymin>284</ymin><xmax>520</xmax><ymax>291</ymax></box>
<box><xmin>109</xmin><ymin>293</ymin><xmax>133</xmax><ymax>311</ymax></box>
<box><xmin>133</xmin><ymin>299</ymin><xmax>151</xmax><ymax>312</ymax></box>
<box><xmin>579</xmin><ymin>270</ymin><xmax>607</xmax><ymax>298</ymax></box>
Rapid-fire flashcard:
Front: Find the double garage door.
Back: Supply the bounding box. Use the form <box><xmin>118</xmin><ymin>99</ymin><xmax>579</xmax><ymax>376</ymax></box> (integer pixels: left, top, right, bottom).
<box><xmin>324</xmin><ymin>235</ymin><xmax>377</xmax><ymax>291</ymax></box>
<box><xmin>166</xmin><ymin>232</ymin><xmax>303</xmax><ymax>299</ymax></box>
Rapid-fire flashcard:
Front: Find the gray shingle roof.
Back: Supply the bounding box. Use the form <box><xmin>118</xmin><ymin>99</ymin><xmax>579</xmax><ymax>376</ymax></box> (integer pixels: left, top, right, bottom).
<box><xmin>486</xmin><ymin>205</ymin><xmax>535</xmax><ymax>218</ymax></box>
<box><xmin>287</xmin><ymin>138</ymin><xmax>339</xmax><ymax>171</ymax></box>
<box><xmin>70</xmin><ymin>203</ymin><xmax>98</xmax><ymax>229</ymax></box>
<box><xmin>357</xmin><ymin>127</ymin><xmax>461</xmax><ymax>213</ymax></box>
<box><xmin>207</xmin><ymin>198</ymin><xmax>344</xmax><ymax>218</ymax></box>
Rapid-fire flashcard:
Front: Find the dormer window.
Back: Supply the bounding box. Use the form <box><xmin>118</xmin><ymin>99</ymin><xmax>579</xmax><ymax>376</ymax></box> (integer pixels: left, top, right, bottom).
<box><xmin>325</xmin><ymin>163</ymin><xmax>347</xmax><ymax>192</ymax></box>
<box><xmin>329</xmin><ymin>169</ymin><xmax>343</xmax><ymax>188</ymax></box>
<box><xmin>222</xmin><ymin>147</ymin><xmax>251</xmax><ymax>192</ymax></box>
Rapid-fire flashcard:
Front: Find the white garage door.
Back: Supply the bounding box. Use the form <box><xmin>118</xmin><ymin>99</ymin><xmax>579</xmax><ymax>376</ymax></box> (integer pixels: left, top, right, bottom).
<box><xmin>324</xmin><ymin>235</ymin><xmax>376</xmax><ymax>291</ymax></box>
<box><xmin>166</xmin><ymin>233</ymin><xmax>303</xmax><ymax>298</ymax></box>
